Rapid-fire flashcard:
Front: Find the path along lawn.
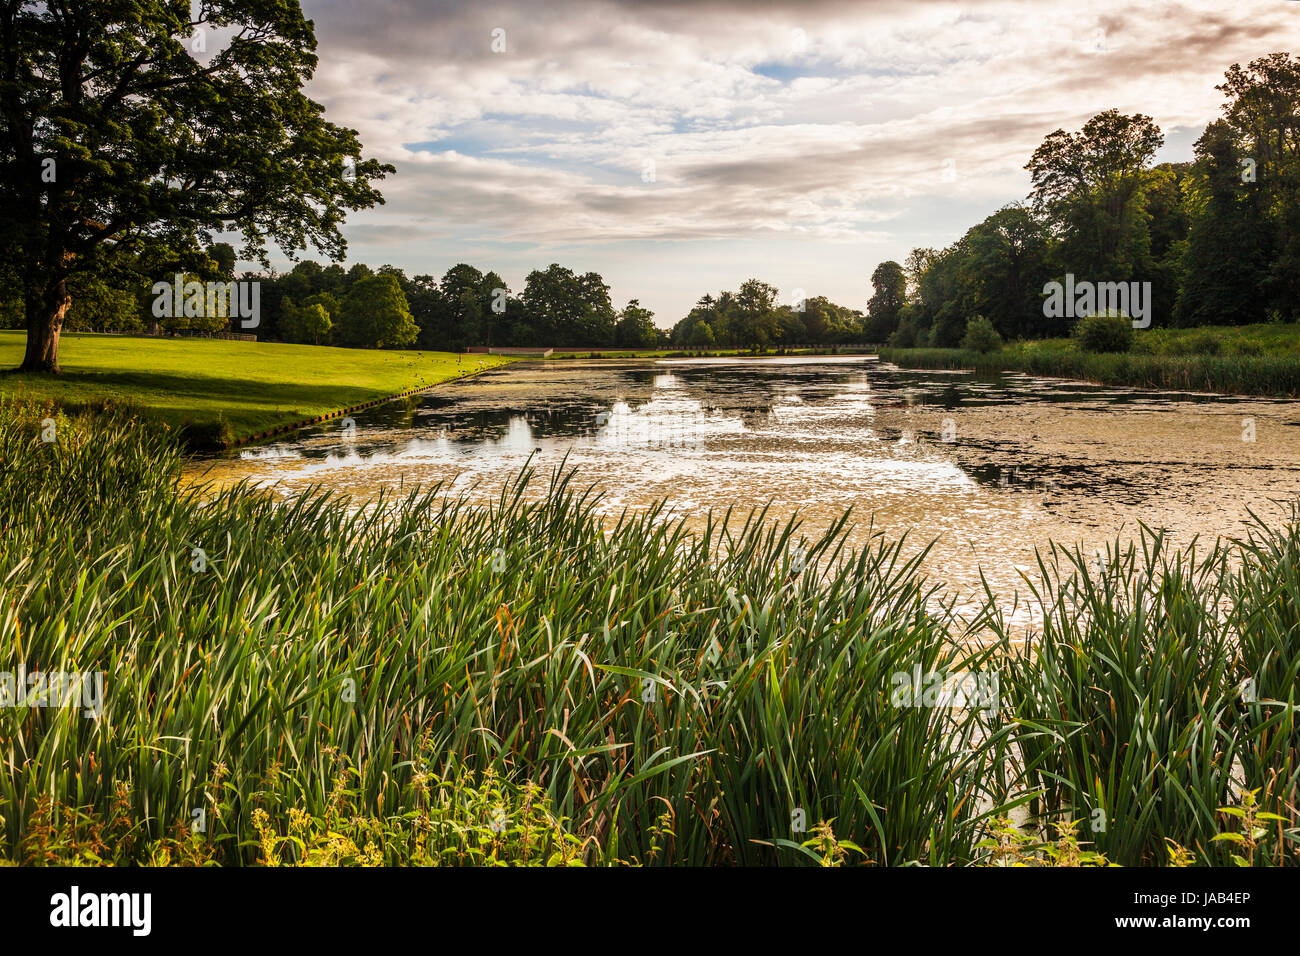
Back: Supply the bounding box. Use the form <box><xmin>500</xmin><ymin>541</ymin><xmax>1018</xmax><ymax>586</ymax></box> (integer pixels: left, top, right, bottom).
<box><xmin>0</xmin><ymin>332</ymin><xmax>512</xmax><ymax>446</ymax></box>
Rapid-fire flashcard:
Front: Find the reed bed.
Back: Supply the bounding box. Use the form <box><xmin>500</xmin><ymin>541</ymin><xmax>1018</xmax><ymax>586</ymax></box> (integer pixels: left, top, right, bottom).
<box><xmin>0</xmin><ymin>403</ymin><xmax>1296</xmax><ymax>865</ymax></box>
<box><xmin>878</xmin><ymin>346</ymin><xmax>1300</xmax><ymax>397</ymax></box>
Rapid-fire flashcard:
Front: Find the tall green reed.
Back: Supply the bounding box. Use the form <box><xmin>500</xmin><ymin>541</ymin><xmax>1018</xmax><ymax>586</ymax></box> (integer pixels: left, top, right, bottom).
<box><xmin>0</xmin><ymin>403</ymin><xmax>1006</xmax><ymax>865</ymax></box>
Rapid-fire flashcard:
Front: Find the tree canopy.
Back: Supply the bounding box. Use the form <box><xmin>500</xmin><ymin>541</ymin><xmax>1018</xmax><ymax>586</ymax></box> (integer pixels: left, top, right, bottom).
<box><xmin>0</xmin><ymin>0</ymin><xmax>390</xmax><ymax>371</ymax></box>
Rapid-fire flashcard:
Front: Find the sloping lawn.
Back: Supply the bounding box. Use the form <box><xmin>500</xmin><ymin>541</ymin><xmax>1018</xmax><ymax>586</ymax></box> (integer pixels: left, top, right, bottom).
<box><xmin>0</xmin><ymin>332</ymin><xmax>511</xmax><ymax>446</ymax></box>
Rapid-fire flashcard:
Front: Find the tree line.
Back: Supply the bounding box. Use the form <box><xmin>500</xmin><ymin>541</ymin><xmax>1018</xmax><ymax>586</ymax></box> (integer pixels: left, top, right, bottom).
<box><xmin>1</xmin><ymin>240</ymin><xmax>880</xmax><ymax>351</ymax></box>
<box><xmin>864</xmin><ymin>52</ymin><xmax>1300</xmax><ymax>349</ymax></box>
<box><xmin>0</xmin><ymin>252</ymin><xmax>670</xmax><ymax>351</ymax></box>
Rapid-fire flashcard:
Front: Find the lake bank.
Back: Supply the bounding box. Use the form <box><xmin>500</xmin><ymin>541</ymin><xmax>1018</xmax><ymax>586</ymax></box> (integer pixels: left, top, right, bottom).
<box><xmin>880</xmin><ymin>323</ymin><xmax>1300</xmax><ymax>397</ymax></box>
<box><xmin>0</xmin><ymin>332</ymin><xmax>514</xmax><ymax>449</ymax></box>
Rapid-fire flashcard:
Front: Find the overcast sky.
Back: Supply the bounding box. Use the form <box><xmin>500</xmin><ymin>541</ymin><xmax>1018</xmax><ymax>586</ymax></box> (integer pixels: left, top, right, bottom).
<box><xmin>282</xmin><ymin>0</ymin><xmax>1299</xmax><ymax>326</ymax></box>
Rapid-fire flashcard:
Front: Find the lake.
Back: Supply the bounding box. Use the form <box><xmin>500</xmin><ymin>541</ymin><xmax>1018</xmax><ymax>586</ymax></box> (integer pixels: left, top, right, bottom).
<box><xmin>186</xmin><ymin>355</ymin><xmax>1300</xmax><ymax>625</ymax></box>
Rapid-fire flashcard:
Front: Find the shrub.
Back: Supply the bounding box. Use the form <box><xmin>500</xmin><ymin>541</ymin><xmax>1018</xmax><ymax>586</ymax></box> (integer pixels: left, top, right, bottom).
<box><xmin>960</xmin><ymin>315</ymin><xmax>1003</xmax><ymax>353</ymax></box>
<box><xmin>1074</xmin><ymin>312</ymin><xmax>1133</xmax><ymax>353</ymax></box>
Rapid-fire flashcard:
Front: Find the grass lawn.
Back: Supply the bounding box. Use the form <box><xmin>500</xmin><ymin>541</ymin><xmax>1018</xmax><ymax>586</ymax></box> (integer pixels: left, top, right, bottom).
<box><xmin>0</xmin><ymin>331</ymin><xmax>512</xmax><ymax>447</ymax></box>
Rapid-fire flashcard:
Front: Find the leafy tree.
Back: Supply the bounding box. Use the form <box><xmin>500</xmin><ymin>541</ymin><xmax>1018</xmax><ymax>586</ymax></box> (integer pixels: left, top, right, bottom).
<box><xmin>420</xmin><ymin>263</ymin><xmax>507</xmax><ymax>350</ymax></box>
<box><xmin>961</xmin><ymin>205</ymin><xmax>1053</xmax><ymax>339</ymax></box>
<box><xmin>64</xmin><ymin>274</ymin><xmax>141</xmax><ymax>332</ymax></box>
<box><xmin>1215</xmin><ymin>52</ymin><xmax>1300</xmax><ymax>319</ymax></box>
<box><xmin>0</xmin><ymin>1</ymin><xmax>390</xmax><ymax>371</ymax></box>
<box><xmin>865</xmin><ymin>261</ymin><xmax>906</xmax><ymax>342</ymax></box>
<box><xmin>684</xmin><ymin>320</ymin><xmax>715</xmax><ymax>348</ymax></box>
<box><xmin>520</xmin><ymin>264</ymin><xmax>579</xmax><ymax>345</ymax></box>
<box><xmin>772</xmin><ymin>305</ymin><xmax>806</xmax><ymax>346</ymax></box>
<box><xmin>207</xmin><ymin>243</ymin><xmax>238</xmax><ymax>279</ymax></box>
<box><xmin>672</xmin><ymin>294</ymin><xmax>718</xmax><ymax>347</ymax></box>
<box><xmin>1027</xmin><ymin>110</ymin><xmax>1163</xmax><ymax>281</ymax></box>
<box><xmin>887</xmin><ymin>308</ymin><xmax>921</xmax><ymax>348</ymax></box>
<box><xmin>336</xmin><ymin>275</ymin><xmax>417</xmax><ymax>349</ymax></box>
<box><xmin>1175</xmin><ymin>121</ymin><xmax>1271</xmax><ymax>326</ymax></box>
<box><xmin>1143</xmin><ymin>162</ymin><xmax>1194</xmax><ymax>324</ymax></box>
<box><xmin>405</xmin><ymin>274</ymin><xmax>449</xmax><ymax>350</ymax></box>
<box><xmin>151</xmin><ymin>272</ymin><xmax>233</xmax><ymax>334</ymax></box>
<box><xmin>575</xmin><ymin>272</ymin><xmax>617</xmax><ymax>345</ymax></box>
<box><xmin>615</xmin><ymin>299</ymin><xmax>660</xmax><ymax>348</ymax></box>
<box><xmin>733</xmin><ymin>279</ymin><xmax>780</xmax><ymax>350</ymax></box>
<box><xmin>917</xmin><ymin>246</ymin><xmax>973</xmax><ymax>347</ymax></box>
<box><xmin>280</xmin><ymin>300</ymin><xmax>331</xmax><ymax>345</ymax></box>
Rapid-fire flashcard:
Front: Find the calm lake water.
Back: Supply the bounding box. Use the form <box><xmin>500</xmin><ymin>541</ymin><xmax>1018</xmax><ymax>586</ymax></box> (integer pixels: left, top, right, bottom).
<box><xmin>187</xmin><ymin>356</ymin><xmax>1300</xmax><ymax>624</ymax></box>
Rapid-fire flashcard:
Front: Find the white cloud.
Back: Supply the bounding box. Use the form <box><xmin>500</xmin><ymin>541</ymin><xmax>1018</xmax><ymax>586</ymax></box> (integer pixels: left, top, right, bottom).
<box><xmin>286</xmin><ymin>0</ymin><xmax>1299</xmax><ymax>321</ymax></box>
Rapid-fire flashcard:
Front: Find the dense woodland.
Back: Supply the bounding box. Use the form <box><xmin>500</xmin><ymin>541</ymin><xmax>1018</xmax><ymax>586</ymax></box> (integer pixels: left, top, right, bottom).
<box><xmin>4</xmin><ymin>53</ymin><xmax>1297</xmax><ymax>353</ymax></box>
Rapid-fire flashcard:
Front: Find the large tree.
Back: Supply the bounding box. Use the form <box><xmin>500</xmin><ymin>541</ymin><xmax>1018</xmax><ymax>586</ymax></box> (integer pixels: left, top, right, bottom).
<box><xmin>961</xmin><ymin>205</ymin><xmax>1052</xmax><ymax>340</ymax></box>
<box><xmin>1216</xmin><ymin>52</ymin><xmax>1300</xmax><ymax>319</ymax></box>
<box><xmin>614</xmin><ymin>299</ymin><xmax>659</xmax><ymax>349</ymax></box>
<box><xmin>1175</xmin><ymin>121</ymin><xmax>1271</xmax><ymax>326</ymax></box>
<box><xmin>728</xmin><ymin>279</ymin><xmax>776</xmax><ymax>350</ymax></box>
<box><xmin>336</xmin><ymin>274</ymin><xmax>416</xmax><ymax>349</ymax></box>
<box><xmin>865</xmin><ymin>260</ymin><xmax>906</xmax><ymax>342</ymax></box>
<box><xmin>520</xmin><ymin>263</ymin><xmax>616</xmax><ymax>347</ymax></box>
<box><xmin>1026</xmin><ymin>109</ymin><xmax>1163</xmax><ymax>282</ymax></box>
<box><xmin>0</xmin><ymin>1</ymin><xmax>391</xmax><ymax>372</ymax></box>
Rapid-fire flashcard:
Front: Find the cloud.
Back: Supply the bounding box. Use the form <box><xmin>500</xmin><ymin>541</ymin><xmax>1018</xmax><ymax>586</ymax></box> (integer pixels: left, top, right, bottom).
<box><xmin>286</xmin><ymin>0</ymin><xmax>1299</xmax><ymax>320</ymax></box>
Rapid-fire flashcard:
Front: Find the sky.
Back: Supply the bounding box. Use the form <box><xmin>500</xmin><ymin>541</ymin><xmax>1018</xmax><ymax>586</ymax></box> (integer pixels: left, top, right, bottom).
<box><xmin>272</xmin><ymin>0</ymin><xmax>1300</xmax><ymax>327</ymax></box>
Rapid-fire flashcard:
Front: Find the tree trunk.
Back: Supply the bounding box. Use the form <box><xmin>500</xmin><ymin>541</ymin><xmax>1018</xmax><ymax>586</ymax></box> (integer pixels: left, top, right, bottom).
<box><xmin>20</xmin><ymin>278</ymin><xmax>70</xmax><ymax>374</ymax></box>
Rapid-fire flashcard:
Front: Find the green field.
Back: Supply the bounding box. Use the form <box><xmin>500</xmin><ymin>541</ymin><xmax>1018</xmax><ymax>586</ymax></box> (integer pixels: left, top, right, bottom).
<box><xmin>880</xmin><ymin>323</ymin><xmax>1300</xmax><ymax>397</ymax></box>
<box><xmin>0</xmin><ymin>332</ymin><xmax>511</xmax><ymax>447</ymax></box>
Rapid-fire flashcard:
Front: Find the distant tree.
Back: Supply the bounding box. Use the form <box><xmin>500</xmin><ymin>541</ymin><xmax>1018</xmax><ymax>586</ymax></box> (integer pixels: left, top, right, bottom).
<box><xmin>1143</xmin><ymin>162</ymin><xmax>1194</xmax><ymax>323</ymax></box>
<box><xmin>63</xmin><ymin>275</ymin><xmax>140</xmax><ymax>332</ymax></box>
<box><xmin>433</xmin><ymin>264</ymin><xmax>489</xmax><ymax>350</ymax></box>
<box><xmin>156</xmin><ymin>273</ymin><xmax>231</xmax><ymax>334</ymax></box>
<box><xmin>405</xmin><ymin>274</ymin><xmax>448</xmax><ymax>350</ymax></box>
<box><xmin>337</xmin><ymin>275</ymin><xmax>417</xmax><ymax>349</ymax></box>
<box><xmin>685</xmin><ymin>320</ymin><xmax>715</xmax><ymax>347</ymax></box>
<box><xmin>798</xmin><ymin>295</ymin><xmax>831</xmax><ymax>342</ymax></box>
<box><xmin>865</xmin><ymin>261</ymin><xmax>907</xmax><ymax>342</ymax></box>
<box><xmin>615</xmin><ymin>300</ymin><xmax>659</xmax><ymax>348</ymax></box>
<box><xmin>520</xmin><ymin>264</ymin><xmax>616</xmax><ymax>346</ymax></box>
<box><xmin>733</xmin><ymin>279</ymin><xmax>780</xmax><ymax>350</ymax></box>
<box><xmin>773</xmin><ymin>305</ymin><xmax>806</xmax><ymax>345</ymax></box>
<box><xmin>887</xmin><ymin>307</ymin><xmax>921</xmax><ymax>348</ymax></box>
<box><xmin>576</xmin><ymin>272</ymin><xmax>617</xmax><ymax>344</ymax></box>
<box><xmin>520</xmin><ymin>264</ymin><xmax>579</xmax><ymax>345</ymax></box>
<box><xmin>207</xmin><ymin>243</ymin><xmax>238</xmax><ymax>279</ymax></box>
<box><xmin>961</xmin><ymin>205</ymin><xmax>1052</xmax><ymax>340</ymax></box>
<box><xmin>921</xmin><ymin>245</ymin><xmax>973</xmax><ymax>347</ymax></box>
<box><xmin>280</xmin><ymin>299</ymin><xmax>332</xmax><ymax>345</ymax></box>
<box><xmin>672</xmin><ymin>294</ymin><xmax>718</xmax><ymax>347</ymax></box>
<box><xmin>346</xmin><ymin>263</ymin><xmax>375</xmax><ymax>286</ymax></box>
